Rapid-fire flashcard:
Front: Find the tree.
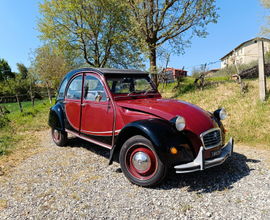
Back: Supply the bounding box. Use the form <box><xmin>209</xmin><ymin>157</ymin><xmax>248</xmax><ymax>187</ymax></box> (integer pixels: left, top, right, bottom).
<box><xmin>37</xmin><ymin>0</ymin><xmax>144</xmax><ymax>69</ymax></box>
<box><xmin>30</xmin><ymin>44</ymin><xmax>72</xmax><ymax>104</ymax></box>
<box><xmin>126</xmin><ymin>0</ymin><xmax>219</xmax><ymax>86</ymax></box>
<box><xmin>0</xmin><ymin>60</ymin><xmax>29</xmax><ymax>97</ymax></box>
<box><xmin>16</xmin><ymin>63</ymin><xmax>28</xmax><ymax>80</ymax></box>
<box><xmin>0</xmin><ymin>58</ymin><xmax>15</xmax><ymax>82</ymax></box>
<box><xmin>259</xmin><ymin>0</ymin><xmax>270</xmax><ymax>37</ymax></box>
<box><xmin>191</xmin><ymin>64</ymin><xmax>209</xmax><ymax>78</ymax></box>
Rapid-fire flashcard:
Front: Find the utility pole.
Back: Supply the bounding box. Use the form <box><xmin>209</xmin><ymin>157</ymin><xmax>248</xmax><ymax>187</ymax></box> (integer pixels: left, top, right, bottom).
<box><xmin>258</xmin><ymin>40</ymin><xmax>267</xmax><ymax>102</ymax></box>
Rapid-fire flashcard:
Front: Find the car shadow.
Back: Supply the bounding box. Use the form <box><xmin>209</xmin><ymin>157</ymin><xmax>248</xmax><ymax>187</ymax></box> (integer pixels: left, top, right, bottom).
<box><xmin>159</xmin><ymin>152</ymin><xmax>259</xmax><ymax>193</ymax></box>
<box><xmin>66</xmin><ymin>136</ymin><xmax>118</xmax><ymax>162</ymax></box>
<box><xmin>65</xmin><ymin>136</ymin><xmax>259</xmax><ymax>193</ymax></box>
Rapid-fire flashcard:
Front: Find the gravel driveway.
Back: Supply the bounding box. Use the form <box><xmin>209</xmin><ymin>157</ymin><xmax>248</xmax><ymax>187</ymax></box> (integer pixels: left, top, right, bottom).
<box><xmin>0</xmin><ymin>130</ymin><xmax>270</xmax><ymax>219</ymax></box>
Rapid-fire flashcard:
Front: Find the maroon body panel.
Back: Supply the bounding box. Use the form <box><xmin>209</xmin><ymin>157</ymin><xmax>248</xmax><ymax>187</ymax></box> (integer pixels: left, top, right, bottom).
<box><xmin>65</xmin><ymin>100</ymin><xmax>81</xmax><ymax>133</ymax></box>
<box><xmin>81</xmin><ymin>101</ymin><xmax>114</xmax><ymax>136</ymax></box>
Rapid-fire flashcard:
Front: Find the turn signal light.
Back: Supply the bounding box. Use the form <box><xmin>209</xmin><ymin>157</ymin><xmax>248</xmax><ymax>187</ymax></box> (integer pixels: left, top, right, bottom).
<box><xmin>170</xmin><ymin>147</ymin><xmax>178</xmax><ymax>154</ymax></box>
<box><xmin>224</xmin><ymin>128</ymin><xmax>227</xmax><ymax>134</ymax></box>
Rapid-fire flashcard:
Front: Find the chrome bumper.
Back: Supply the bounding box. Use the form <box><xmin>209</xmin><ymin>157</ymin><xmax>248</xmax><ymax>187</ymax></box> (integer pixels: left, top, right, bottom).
<box><xmin>174</xmin><ymin>137</ymin><xmax>234</xmax><ymax>173</ymax></box>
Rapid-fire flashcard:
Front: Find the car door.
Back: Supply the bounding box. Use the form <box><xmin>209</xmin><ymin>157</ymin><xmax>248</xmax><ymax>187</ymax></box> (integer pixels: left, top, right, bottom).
<box><xmin>65</xmin><ymin>74</ymin><xmax>83</xmax><ymax>134</ymax></box>
<box><xmin>80</xmin><ymin>74</ymin><xmax>114</xmax><ymax>147</ymax></box>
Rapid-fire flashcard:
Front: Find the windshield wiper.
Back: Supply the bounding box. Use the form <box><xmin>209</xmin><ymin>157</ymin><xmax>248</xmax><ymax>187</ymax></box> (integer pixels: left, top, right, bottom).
<box><xmin>144</xmin><ymin>89</ymin><xmax>156</xmax><ymax>94</ymax></box>
<box><xmin>128</xmin><ymin>90</ymin><xmax>143</xmax><ymax>96</ymax></box>
<box><xmin>128</xmin><ymin>89</ymin><xmax>156</xmax><ymax>96</ymax></box>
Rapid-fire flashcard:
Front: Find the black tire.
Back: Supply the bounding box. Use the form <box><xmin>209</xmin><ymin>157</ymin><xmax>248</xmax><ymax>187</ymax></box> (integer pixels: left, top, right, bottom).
<box><xmin>119</xmin><ymin>135</ymin><xmax>166</xmax><ymax>187</ymax></box>
<box><xmin>51</xmin><ymin>128</ymin><xmax>68</xmax><ymax>146</ymax></box>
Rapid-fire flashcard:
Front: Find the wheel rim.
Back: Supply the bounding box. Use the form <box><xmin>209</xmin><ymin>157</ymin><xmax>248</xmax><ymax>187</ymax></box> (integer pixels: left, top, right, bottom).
<box><xmin>52</xmin><ymin>129</ymin><xmax>60</xmax><ymax>142</ymax></box>
<box><xmin>126</xmin><ymin>145</ymin><xmax>157</xmax><ymax>180</ymax></box>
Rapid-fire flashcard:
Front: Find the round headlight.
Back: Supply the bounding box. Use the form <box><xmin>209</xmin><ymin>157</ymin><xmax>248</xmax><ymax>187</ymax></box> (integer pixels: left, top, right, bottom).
<box><xmin>175</xmin><ymin>116</ymin><xmax>186</xmax><ymax>131</ymax></box>
<box><xmin>219</xmin><ymin>108</ymin><xmax>227</xmax><ymax>120</ymax></box>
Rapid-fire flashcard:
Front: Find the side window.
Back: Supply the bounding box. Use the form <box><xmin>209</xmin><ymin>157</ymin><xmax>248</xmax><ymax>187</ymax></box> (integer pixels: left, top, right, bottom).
<box><xmin>57</xmin><ymin>78</ymin><xmax>68</xmax><ymax>99</ymax></box>
<box><xmin>84</xmin><ymin>75</ymin><xmax>107</xmax><ymax>102</ymax></box>
<box><xmin>66</xmin><ymin>76</ymin><xmax>83</xmax><ymax>99</ymax></box>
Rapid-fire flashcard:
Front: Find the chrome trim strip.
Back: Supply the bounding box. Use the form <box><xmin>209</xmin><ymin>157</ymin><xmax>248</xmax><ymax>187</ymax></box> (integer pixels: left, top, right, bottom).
<box><xmin>66</xmin><ymin>129</ymin><xmax>112</xmax><ymax>150</ymax></box>
<box><xmin>200</xmin><ymin>127</ymin><xmax>221</xmax><ymax>150</ymax></box>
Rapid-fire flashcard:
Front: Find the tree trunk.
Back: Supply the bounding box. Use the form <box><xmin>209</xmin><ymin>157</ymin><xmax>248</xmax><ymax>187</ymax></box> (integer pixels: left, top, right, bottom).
<box><xmin>149</xmin><ymin>45</ymin><xmax>158</xmax><ymax>87</ymax></box>
<box><xmin>16</xmin><ymin>95</ymin><xmax>23</xmax><ymax>113</ymax></box>
<box><xmin>47</xmin><ymin>85</ymin><xmax>52</xmax><ymax>104</ymax></box>
<box><xmin>31</xmin><ymin>96</ymin><xmax>35</xmax><ymax>108</ymax></box>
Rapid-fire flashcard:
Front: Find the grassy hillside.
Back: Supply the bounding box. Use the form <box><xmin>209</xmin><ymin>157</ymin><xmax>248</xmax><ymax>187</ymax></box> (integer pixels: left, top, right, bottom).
<box><xmin>0</xmin><ymin>99</ymin><xmax>53</xmax><ymax>156</ymax></box>
<box><xmin>161</xmin><ymin>77</ymin><xmax>270</xmax><ymax>148</ymax></box>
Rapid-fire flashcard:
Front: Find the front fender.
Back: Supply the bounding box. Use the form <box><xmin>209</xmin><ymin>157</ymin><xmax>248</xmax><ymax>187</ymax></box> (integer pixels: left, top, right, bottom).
<box><xmin>111</xmin><ymin>118</ymin><xmax>195</xmax><ymax>167</ymax></box>
<box><xmin>48</xmin><ymin>102</ymin><xmax>65</xmax><ymax>131</ymax></box>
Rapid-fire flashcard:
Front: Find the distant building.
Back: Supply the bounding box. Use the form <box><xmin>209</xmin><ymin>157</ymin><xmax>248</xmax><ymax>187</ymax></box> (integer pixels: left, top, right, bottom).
<box><xmin>206</xmin><ymin>68</ymin><xmax>221</xmax><ymax>77</ymax></box>
<box><xmin>165</xmin><ymin>67</ymin><xmax>187</xmax><ymax>79</ymax></box>
<box><xmin>220</xmin><ymin>38</ymin><xmax>270</xmax><ymax>68</ymax></box>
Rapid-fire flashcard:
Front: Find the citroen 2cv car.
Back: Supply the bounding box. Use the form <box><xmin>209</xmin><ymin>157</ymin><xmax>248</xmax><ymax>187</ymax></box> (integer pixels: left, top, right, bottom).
<box><xmin>48</xmin><ymin>68</ymin><xmax>233</xmax><ymax>187</ymax></box>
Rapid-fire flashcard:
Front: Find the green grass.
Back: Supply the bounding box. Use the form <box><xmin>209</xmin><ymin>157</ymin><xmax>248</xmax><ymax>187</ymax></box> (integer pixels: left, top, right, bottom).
<box><xmin>161</xmin><ymin>77</ymin><xmax>270</xmax><ymax>148</ymax></box>
<box><xmin>0</xmin><ymin>99</ymin><xmax>54</xmax><ymax>155</ymax></box>
<box><xmin>204</xmin><ymin>76</ymin><xmax>231</xmax><ymax>81</ymax></box>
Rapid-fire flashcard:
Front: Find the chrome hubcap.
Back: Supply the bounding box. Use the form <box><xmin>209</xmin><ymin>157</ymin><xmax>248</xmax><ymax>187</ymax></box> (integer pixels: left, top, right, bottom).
<box><xmin>132</xmin><ymin>152</ymin><xmax>150</xmax><ymax>171</ymax></box>
<box><xmin>54</xmin><ymin>129</ymin><xmax>59</xmax><ymax>139</ymax></box>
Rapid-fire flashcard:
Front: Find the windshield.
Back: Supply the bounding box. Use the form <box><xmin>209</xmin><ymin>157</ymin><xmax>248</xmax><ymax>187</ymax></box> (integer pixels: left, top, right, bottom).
<box><xmin>106</xmin><ymin>75</ymin><xmax>157</xmax><ymax>95</ymax></box>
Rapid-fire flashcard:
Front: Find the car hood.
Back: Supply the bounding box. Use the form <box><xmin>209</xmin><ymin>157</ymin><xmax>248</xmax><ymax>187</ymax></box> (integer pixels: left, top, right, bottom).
<box><xmin>116</xmin><ymin>98</ymin><xmax>218</xmax><ymax>136</ymax></box>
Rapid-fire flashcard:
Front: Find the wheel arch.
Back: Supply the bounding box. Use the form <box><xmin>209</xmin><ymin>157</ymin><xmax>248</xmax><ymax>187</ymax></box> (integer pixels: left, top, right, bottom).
<box><xmin>48</xmin><ymin>102</ymin><xmax>65</xmax><ymax>131</ymax></box>
<box><xmin>109</xmin><ymin>119</ymin><xmax>195</xmax><ymax>167</ymax></box>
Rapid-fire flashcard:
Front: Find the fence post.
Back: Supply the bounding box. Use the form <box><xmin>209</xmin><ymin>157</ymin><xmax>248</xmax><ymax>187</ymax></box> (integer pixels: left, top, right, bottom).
<box><xmin>258</xmin><ymin>41</ymin><xmax>267</xmax><ymax>102</ymax></box>
<box><xmin>16</xmin><ymin>95</ymin><xmax>23</xmax><ymax>113</ymax></box>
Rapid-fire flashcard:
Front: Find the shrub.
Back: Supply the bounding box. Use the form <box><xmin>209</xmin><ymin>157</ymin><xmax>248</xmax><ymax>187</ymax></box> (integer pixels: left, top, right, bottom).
<box><xmin>215</xmin><ymin>60</ymin><xmax>258</xmax><ymax>77</ymax></box>
<box><xmin>0</xmin><ymin>116</ymin><xmax>9</xmax><ymax>129</ymax></box>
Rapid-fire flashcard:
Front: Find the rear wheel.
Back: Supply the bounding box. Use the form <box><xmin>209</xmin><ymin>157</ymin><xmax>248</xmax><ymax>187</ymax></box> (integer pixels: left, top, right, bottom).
<box><xmin>119</xmin><ymin>135</ymin><xmax>166</xmax><ymax>187</ymax></box>
<box><xmin>51</xmin><ymin>128</ymin><xmax>67</xmax><ymax>146</ymax></box>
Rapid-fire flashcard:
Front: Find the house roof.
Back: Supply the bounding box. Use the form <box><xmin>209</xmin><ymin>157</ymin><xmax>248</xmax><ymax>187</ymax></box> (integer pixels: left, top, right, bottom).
<box><xmin>220</xmin><ymin>37</ymin><xmax>270</xmax><ymax>60</ymax></box>
<box><xmin>209</xmin><ymin>68</ymin><xmax>221</xmax><ymax>72</ymax></box>
<box><xmin>166</xmin><ymin>67</ymin><xmax>187</xmax><ymax>72</ymax></box>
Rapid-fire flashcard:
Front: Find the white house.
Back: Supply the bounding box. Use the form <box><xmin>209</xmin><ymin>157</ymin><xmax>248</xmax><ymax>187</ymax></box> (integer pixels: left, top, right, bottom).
<box><xmin>220</xmin><ymin>38</ymin><xmax>270</xmax><ymax>68</ymax></box>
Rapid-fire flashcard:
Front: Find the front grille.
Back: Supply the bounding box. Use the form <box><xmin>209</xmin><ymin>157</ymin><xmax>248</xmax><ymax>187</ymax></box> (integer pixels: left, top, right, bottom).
<box><xmin>200</xmin><ymin>128</ymin><xmax>221</xmax><ymax>149</ymax></box>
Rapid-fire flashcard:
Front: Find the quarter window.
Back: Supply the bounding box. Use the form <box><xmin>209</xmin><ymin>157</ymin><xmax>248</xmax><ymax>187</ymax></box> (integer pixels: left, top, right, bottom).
<box><xmin>57</xmin><ymin>78</ymin><xmax>68</xmax><ymax>99</ymax></box>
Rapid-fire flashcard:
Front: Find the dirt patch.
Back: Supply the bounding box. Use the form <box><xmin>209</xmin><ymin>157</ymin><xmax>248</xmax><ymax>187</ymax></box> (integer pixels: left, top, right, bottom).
<box><xmin>0</xmin><ymin>130</ymin><xmax>49</xmax><ymax>177</ymax></box>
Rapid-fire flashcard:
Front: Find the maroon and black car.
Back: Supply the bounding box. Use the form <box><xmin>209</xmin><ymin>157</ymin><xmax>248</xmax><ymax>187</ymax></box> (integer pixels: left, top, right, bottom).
<box><xmin>48</xmin><ymin>68</ymin><xmax>233</xmax><ymax>187</ymax></box>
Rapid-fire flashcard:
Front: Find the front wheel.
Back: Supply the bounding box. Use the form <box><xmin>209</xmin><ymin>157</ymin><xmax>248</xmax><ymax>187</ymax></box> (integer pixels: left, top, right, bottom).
<box><xmin>119</xmin><ymin>135</ymin><xmax>166</xmax><ymax>187</ymax></box>
<box><xmin>51</xmin><ymin>128</ymin><xmax>67</xmax><ymax>146</ymax></box>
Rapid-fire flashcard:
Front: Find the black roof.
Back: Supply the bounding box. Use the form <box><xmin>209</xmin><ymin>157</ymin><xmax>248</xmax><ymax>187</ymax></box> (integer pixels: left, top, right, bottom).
<box><xmin>96</xmin><ymin>68</ymin><xmax>147</xmax><ymax>75</ymax></box>
<box><xmin>70</xmin><ymin>67</ymin><xmax>146</xmax><ymax>76</ymax></box>
<box><xmin>63</xmin><ymin>68</ymin><xmax>148</xmax><ymax>82</ymax></box>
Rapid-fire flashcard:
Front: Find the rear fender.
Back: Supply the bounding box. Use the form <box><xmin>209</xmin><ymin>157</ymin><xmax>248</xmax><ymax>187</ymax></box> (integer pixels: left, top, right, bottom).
<box><xmin>109</xmin><ymin>118</ymin><xmax>195</xmax><ymax>167</ymax></box>
<box><xmin>48</xmin><ymin>103</ymin><xmax>65</xmax><ymax>131</ymax></box>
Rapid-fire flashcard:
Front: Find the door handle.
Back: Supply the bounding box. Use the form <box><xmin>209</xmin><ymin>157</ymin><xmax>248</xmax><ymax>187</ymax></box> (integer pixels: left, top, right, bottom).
<box><xmin>81</xmin><ymin>103</ymin><xmax>86</xmax><ymax>107</ymax></box>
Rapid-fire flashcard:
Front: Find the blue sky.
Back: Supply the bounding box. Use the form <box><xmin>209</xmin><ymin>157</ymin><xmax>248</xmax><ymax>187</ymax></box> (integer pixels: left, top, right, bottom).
<box><xmin>0</xmin><ymin>0</ymin><xmax>266</xmax><ymax>75</ymax></box>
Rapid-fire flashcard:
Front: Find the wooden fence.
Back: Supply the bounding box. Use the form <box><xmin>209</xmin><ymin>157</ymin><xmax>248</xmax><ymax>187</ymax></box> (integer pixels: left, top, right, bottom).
<box><xmin>0</xmin><ymin>91</ymin><xmax>53</xmax><ymax>114</ymax></box>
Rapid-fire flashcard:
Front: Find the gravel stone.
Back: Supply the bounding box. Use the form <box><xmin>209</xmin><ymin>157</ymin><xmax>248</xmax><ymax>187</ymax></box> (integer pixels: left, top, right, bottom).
<box><xmin>0</xmin><ymin>130</ymin><xmax>270</xmax><ymax>219</ymax></box>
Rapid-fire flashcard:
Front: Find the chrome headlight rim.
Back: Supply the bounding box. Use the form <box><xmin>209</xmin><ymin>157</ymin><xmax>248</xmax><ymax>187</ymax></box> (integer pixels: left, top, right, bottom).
<box><xmin>175</xmin><ymin>115</ymin><xmax>186</xmax><ymax>131</ymax></box>
<box><xmin>214</xmin><ymin>108</ymin><xmax>227</xmax><ymax>120</ymax></box>
<box><xmin>219</xmin><ymin>108</ymin><xmax>227</xmax><ymax>120</ymax></box>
